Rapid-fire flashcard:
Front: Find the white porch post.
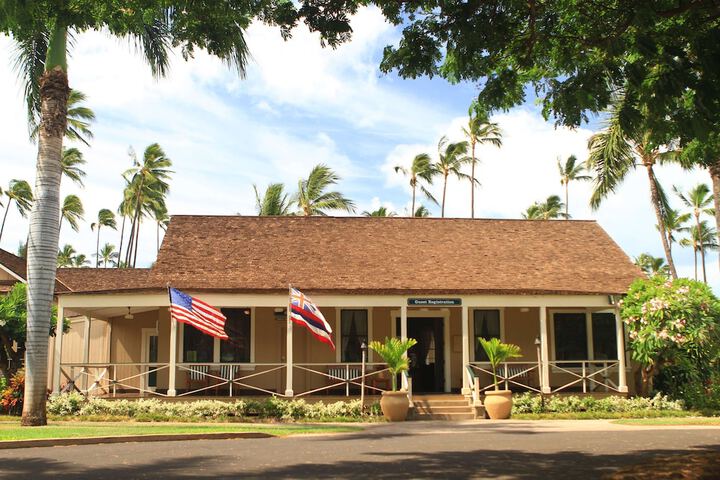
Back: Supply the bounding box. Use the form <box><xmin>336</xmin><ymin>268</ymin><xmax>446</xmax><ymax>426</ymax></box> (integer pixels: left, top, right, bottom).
<box><xmin>52</xmin><ymin>302</ymin><xmax>65</xmax><ymax>394</ymax></box>
<box><xmin>615</xmin><ymin>306</ymin><xmax>629</xmax><ymax>393</ymax></box>
<box><xmin>461</xmin><ymin>306</ymin><xmax>470</xmax><ymax>395</ymax></box>
<box><xmin>285</xmin><ymin>307</ymin><xmax>294</xmax><ymax>397</ymax></box>
<box><xmin>82</xmin><ymin>316</ymin><xmax>91</xmax><ymax>391</ymax></box>
<box><xmin>539</xmin><ymin>306</ymin><xmax>551</xmax><ymax>394</ymax></box>
<box><xmin>168</xmin><ymin>316</ymin><xmax>178</xmax><ymax>397</ymax></box>
<box><xmin>400</xmin><ymin>304</ymin><xmax>408</xmax><ymax>390</ymax></box>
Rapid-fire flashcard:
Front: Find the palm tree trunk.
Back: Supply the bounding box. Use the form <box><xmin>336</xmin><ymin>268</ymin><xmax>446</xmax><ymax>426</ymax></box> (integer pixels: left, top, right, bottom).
<box><xmin>470</xmin><ymin>141</ymin><xmax>476</xmax><ymax>218</ymax></box>
<box><xmin>22</xmin><ymin>24</ymin><xmax>69</xmax><ymax>426</ymax></box>
<box><xmin>645</xmin><ymin>164</ymin><xmax>677</xmax><ymax>279</ymax></box>
<box><xmin>156</xmin><ymin>222</ymin><xmax>160</xmax><ymax>253</ymax></box>
<box><xmin>708</xmin><ymin>161</ymin><xmax>720</xmax><ymax>272</ymax></box>
<box><xmin>695</xmin><ymin>214</ymin><xmax>707</xmax><ymax>283</ymax></box>
<box><xmin>565</xmin><ymin>182</ymin><xmax>569</xmax><ymax>219</ymax></box>
<box><xmin>441</xmin><ymin>173</ymin><xmax>448</xmax><ymax>218</ymax></box>
<box><xmin>0</xmin><ymin>199</ymin><xmax>14</xmax><ymax>242</ymax></box>
<box><xmin>694</xmin><ymin>248</ymin><xmax>698</xmax><ymax>281</ymax></box>
<box><xmin>117</xmin><ymin>214</ymin><xmax>126</xmax><ymax>268</ymax></box>
<box><xmin>95</xmin><ymin>225</ymin><xmax>101</xmax><ymax>268</ymax></box>
<box><xmin>411</xmin><ymin>182</ymin><xmax>416</xmax><ymax>217</ymax></box>
<box><xmin>132</xmin><ymin>220</ymin><xmax>141</xmax><ymax>267</ymax></box>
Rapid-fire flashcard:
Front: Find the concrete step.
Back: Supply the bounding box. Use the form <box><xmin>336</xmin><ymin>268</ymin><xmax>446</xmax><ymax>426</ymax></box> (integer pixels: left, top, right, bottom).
<box><xmin>414</xmin><ymin>412</ymin><xmax>476</xmax><ymax>421</ymax></box>
<box><xmin>413</xmin><ymin>400</ymin><xmax>470</xmax><ymax>408</ymax></box>
<box><xmin>414</xmin><ymin>405</ymin><xmax>474</xmax><ymax>414</ymax></box>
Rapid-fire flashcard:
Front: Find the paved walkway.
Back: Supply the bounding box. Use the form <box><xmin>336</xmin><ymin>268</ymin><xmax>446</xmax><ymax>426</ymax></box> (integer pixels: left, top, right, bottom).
<box><xmin>1</xmin><ymin>420</ymin><xmax>719</xmax><ymax>479</ymax></box>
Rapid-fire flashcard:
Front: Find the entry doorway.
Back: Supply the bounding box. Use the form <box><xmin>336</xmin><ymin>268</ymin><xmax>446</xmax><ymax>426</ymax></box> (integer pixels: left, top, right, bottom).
<box><xmin>396</xmin><ymin>317</ymin><xmax>445</xmax><ymax>393</ymax></box>
<box><xmin>141</xmin><ymin>328</ymin><xmax>159</xmax><ymax>392</ymax></box>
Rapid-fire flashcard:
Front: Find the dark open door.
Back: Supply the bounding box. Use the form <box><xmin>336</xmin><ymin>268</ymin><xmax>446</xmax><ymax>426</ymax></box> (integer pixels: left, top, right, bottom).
<box><xmin>396</xmin><ymin>317</ymin><xmax>445</xmax><ymax>393</ymax></box>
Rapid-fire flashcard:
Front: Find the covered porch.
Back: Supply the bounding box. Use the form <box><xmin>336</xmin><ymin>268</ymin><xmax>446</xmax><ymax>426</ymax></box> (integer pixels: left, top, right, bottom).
<box><xmin>52</xmin><ymin>292</ymin><xmax>630</xmax><ymax>402</ymax></box>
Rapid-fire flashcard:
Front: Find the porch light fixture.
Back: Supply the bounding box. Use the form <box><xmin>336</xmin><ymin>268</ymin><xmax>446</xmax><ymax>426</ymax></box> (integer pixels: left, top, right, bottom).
<box><xmin>124</xmin><ymin>307</ymin><xmax>134</xmax><ymax>320</ymax></box>
<box><xmin>534</xmin><ymin>336</ymin><xmax>541</xmax><ymax>347</ymax></box>
<box><xmin>520</xmin><ymin>307</ymin><xmax>530</xmax><ymax>313</ymax></box>
<box><xmin>274</xmin><ymin>308</ymin><xmax>286</xmax><ymax>321</ymax></box>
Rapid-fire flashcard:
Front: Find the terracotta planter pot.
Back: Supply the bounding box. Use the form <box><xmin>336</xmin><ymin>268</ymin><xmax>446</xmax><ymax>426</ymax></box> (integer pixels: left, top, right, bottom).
<box><xmin>484</xmin><ymin>390</ymin><xmax>513</xmax><ymax>419</ymax></box>
<box><xmin>380</xmin><ymin>391</ymin><xmax>410</xmax><ymax>422</ymax></box>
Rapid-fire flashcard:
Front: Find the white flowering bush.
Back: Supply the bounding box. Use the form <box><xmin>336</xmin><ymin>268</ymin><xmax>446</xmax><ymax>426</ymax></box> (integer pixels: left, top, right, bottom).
<box><xmin>620</xmin><ymin>277</ymin><xmax>720</xmax><ymax>396</ymax></box>
<box><xmin>512</xmin><ymin>392</ymin><xmax>683</xmax><ymax>414</ymax></box>
<box><xmin>47</xmin><ymin>395</ymin><xmax>376</xmax><ymax>421</ymax></box>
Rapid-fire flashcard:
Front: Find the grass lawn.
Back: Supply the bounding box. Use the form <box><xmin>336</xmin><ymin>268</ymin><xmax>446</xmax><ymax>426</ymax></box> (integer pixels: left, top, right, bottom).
<box><xmin>613</xmin><ymin>417</ymin><xmax>720</xmax><ymax>426</ymax></box>
<box><xmin>511</xmin><ymin>410</ymin><xmax>697</xmax><ymax>420</ymax></box>
<box><xmin>0</xmin><ymin>420</ymin><xmax>361</xmax><ymax>442</ymax></box>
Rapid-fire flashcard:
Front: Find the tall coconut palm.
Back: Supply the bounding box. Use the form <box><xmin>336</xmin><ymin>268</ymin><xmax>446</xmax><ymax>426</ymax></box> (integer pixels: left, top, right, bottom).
<box><xmin>522</xmin><ymin>195</ymin><xmax>568</xmax><ymax>220</ymax></box>
<box><xmin>96</xmin><ymin>243</ymin><xmax>118</xmax><ymax>268</ymax></box>
<box><xmin>557</xmin><ymin>155</ymin><xmax>591</xmax><ymax>218</ymax></box>
<box><xmin>435</xmin><ymin>137</ymin><xmax>471</xmax><ymax>218</ymax></box>
<box><xmin>72</xmin><ymin>253</ymin><xmax>90</xmax><ymax>268</ymax></box>
<box><xmin>413</xmin><ymin>205</ymin><xmax>431</xmax><ymax>218</ymax></box>
<box><xmin>394</xmin><ymin>154</ymin><xmax>438</xmax><ymax>216</ymax></box>
<box><xmin>0</xmin><ymin>180</ymin><xmax>34</xmax><ymax>243</ymax></box>
<box><xmin>362</xmin><ymin>207</ymin><xmax>397</xmax><ymax>217</ymax></box>
<box><xmin>680</xmin><ymin>221</ymin><xmax>718</xmax><ymax>283</ymax></box>
<box><xmin>116</xmin><ymin>190</ymin><xmax>135</xmax><ymax>269</ymax></box>
<box><xmin>295</xmin><ymin>164</ymin><xmax>355</xmax><ymax>216</ymax></box>
<box><xmin>60</xmin><ymin>148</ymin><xmax>87</xmax><ymax>187</ymax></box>
<box><xmin>56</xmin><ymin>244</ymin><xmax>77</xmax><ymax>268</ymax></box>
<box><xmin>123</xmin><ymin>144</ymin><xmax>172</xmax><ymax>267</ymax></box>
<box><xmin>253</xmin><ymin>183</ymin><xmax>293</xmax><ymax>216</ymax></box>
<box><xmin>30</xmin><ymin>89</ymin><xmax>95</xmax><ymax>146</ymax></box>
<box><xmin>674</xmin><ymin>184</ymin><xmax>715</xmax><ymax>282</ymax></box>
<box><xmin>634</xmin><ymin>253</ymin><xmax>670</xmax><ymax>278</ymax></box>
<box><xmin>91</xmin><ymin>209</ymin><xmax>117</xmax><ymax>268</ymax></box>
<box><xmin>152</xmin><ymin>202</ymin><xmax>170</xmax><ymax>254</ymax></box>
<box><xmin>59</xmin><ymin>195</ymin><xmax>84</xmax><ymax>234</ymax></box>
<box><xmin>587</xmin><ymin>99</ymin><xmax>678</xmax><ymax>278</ymax></box>
<box><xmin>463</xmin><ymin>104</ymin><xmax>502</xmax><ymax>218</ymax></box>
<box><xmin>657</xmin><ymin>208</ymin><xmax>691</xmax><ymax>263</ymax></box>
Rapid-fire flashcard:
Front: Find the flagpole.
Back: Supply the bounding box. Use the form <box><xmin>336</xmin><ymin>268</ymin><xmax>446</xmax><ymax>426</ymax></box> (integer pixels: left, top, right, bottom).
<box><xmin>284</xmin><ymin>284</ymin><xmax>294</xmax><ymax>397</ymax></box>
<box><xmin>167</xmin><ymin>283</ymin><xmax>178</xmax><ymax>397</ymax></box>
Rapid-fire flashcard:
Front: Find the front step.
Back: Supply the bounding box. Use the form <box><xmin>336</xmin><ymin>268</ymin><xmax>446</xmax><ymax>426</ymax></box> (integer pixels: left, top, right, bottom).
<box><xmin>410</xmin><ymin>394</ymin><xmax>482</xmax><ymax>421</ymax></box>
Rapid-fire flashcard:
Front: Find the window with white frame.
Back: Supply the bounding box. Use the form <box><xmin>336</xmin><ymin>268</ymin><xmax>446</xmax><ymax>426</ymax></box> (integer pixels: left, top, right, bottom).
<box><xmin>552</xmin><ymin>311</ymin><xmax>617</xmax><ymax>361</ymax></box>
<box><xmin>473</xmin><ymin>309</ymin><xmax>501</xmax><ymax>361</ymax></box>
<box><xmin>340</xmin><ymin>310</ymin><xmax>368</xmax><ymax>362</ymax></box>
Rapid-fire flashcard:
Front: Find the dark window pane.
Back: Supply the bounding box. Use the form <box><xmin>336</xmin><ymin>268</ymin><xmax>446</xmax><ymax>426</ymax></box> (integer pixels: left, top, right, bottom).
<box><xmin>553</xmin><ymin>313</ymin><xmax>588</xmax><ymax>361</ymax></box>
<box><xmin>591</xmin><ymin>313</ymin><xmax>617</xmax><ymax>360</ymax></box>
<box><xmin>220</xmin><ymin>308</ymin><xmax>251</xmax><ymax>362</ymax></box>
<box><xmin>474</xmin><ymin>310</ymin><xmax>501</xmax><ymax>361</ymax></box>
<box><xmin>183</xmin><ymin>325</ymin><xmax>214</xmax><ymax>362</ymax></box>
<box><xmin>341</xmin><ymin>310</ymin><xmax>368</xmax><ymax>362</ymax></box>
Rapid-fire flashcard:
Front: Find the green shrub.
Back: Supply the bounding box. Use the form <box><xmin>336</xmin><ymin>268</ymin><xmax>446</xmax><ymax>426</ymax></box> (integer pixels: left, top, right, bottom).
<box><xmin>1</xmin><ymin>370</ymin><xmax>25</xmax><ymax>415</ymax></box>
<box><xmin>47</xmin><ymin>394</ymin><xmax>377</xmax><ymax>421</ymax></box>
<box><xmin>511</xmin><ymin>393</ymin><xmax>684</xmax><ymax>415</ymax></box>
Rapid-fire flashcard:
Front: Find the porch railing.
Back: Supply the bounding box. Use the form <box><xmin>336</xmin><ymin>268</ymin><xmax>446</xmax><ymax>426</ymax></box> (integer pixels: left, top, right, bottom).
<box><xmin>60</xmin><ymin>363</ymin><xmax>170</xmax><ymax>397</ymax></box>
<box><xmin>548</xmin><ymin>360</ymin><xmax>620</xmax><ymax>393</ymax></box>
<box><xmin>177</xmin><ymin>363</ymin><xmax>286</xmax><ymax>397</ymax></box>
<box><xmin>467</xmin><ymin>361</ymin><xmax>542</xmax><ymax>394</ymax></box>
<box><xmin>293</xmin><ymin>362</ymin><xmax>392</xmax><ymax>397</ymax></box>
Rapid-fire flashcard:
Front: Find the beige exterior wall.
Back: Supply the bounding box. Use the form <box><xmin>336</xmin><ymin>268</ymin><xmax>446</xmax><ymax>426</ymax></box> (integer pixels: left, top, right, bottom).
<box><xmin>0</xmin><ymin>269</ymin><xmax>16</xmax><ymax>281</ymax></box>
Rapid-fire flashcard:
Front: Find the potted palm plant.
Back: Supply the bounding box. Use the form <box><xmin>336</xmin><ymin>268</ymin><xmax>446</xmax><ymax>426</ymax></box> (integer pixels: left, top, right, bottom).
<box><xmin>369</xmin><ymin>337</ymin><xmax>417</xmax><ymax>421</ymax></box>
<box><xmin>479</xmin><ymin>337</ymin><xmax>522</xmax><ymax>419</ymax></box>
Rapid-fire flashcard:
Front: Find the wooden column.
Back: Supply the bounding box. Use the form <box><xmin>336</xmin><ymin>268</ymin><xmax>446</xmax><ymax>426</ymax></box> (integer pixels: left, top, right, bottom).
<box><xmin>82</xmin><ymin>316</ymin><xmax>91</xmax><ymax>391</ymax></box>
<box><xmin>285</xmin><ymin>307</ymin><xmax>294</xmax><ymax>397</ymax></box>
<box><xmin>539</xmin><ymin>306</ymin><xmax>551</xmax><ymax>394</ymax></box>
<box><xmin>167</xmin><ymin>316</ymin><xmax>178</xmax><ymax>396</ymax></box>
<box><xmin>461</xmin><ymin>306</ymin><xmax>470</xmax><ymax>395</ymax></box>
<box><xmin>400</xmin><ymin>304</ymin><xmax>408</xmax><ymax>390</ymax></box>
<box><xmin>615</xmin><ymin>306</ymin><xmax>628</xmax><ymax>393</ymax></box>
<box><xmin>52</xmin><ymin>303</ymin><xmax>65</xmax><ymax>394</ymax></box>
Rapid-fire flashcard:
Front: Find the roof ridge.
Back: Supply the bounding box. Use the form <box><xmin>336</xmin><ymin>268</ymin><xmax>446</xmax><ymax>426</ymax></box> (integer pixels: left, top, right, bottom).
<box><xmin>169</xmin><ymin>215</ymin><xmax>599</xmax><ymax>223</ymax></box>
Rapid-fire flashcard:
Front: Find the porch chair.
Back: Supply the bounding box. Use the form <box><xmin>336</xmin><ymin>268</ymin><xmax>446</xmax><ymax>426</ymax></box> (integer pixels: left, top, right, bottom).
<box><xmin>186</xmin><ymin>365</ymin><xmax>210</xmax><ymax>393</ymax></box>
<box><xmin>217</xmin><ymin>365</ymin><xmax>239</xmax><ymax>396</ymax></box>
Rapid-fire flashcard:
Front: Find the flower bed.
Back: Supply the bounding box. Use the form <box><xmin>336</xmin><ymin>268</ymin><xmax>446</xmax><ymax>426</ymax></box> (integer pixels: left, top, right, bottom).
<box><xmin>512</xmin><ymin>392</ymin><xmax>684</xmax><ymax>415</ymax></box>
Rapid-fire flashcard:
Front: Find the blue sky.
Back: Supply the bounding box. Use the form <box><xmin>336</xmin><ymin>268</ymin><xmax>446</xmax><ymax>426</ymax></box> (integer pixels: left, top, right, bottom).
<box><xmin>0</xmin><ymin>7</ymin><xmax>715</xmax><ymax>288</ymax></box>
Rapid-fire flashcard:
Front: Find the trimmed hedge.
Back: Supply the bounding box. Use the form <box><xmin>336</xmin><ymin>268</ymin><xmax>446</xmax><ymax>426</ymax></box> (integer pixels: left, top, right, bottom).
<box><xmin>511</xmin><ymin>392</ymin><xmax>684</xmax><ymax>414</ymax></box>
<box><xmin>47</xmin><ymin>394</ymin><xmax>380</xmax><ymax>421</ymax></box>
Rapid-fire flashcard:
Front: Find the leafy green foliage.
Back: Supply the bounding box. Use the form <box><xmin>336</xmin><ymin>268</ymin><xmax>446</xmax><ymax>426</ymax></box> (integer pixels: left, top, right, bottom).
<box><xmin>512</xmin><ymin>392</ymin><xmax>684</xmax><ymax>415</ymax></box>
<box><xmin>369</xmin><ymin>337</ymin><xmax>417</xmax><ymax>391</ymax></box>
<box><xmin>522</xmin><ymin>195</ymin><xmax>567</xmax><ymax>220</ymax></box>
<box><xmin>0</xmin><ymin>370</ymin><xmax>25</xmax><ymax>415</ymax></box>
<box><xmin>478</xmin><ymin>337</ymin><xmax>521</xmax><ymax>390</ymax></box>
<box><xmin>253</xmin><ymin>183</ymin><xmax>293</xmax><ymax>216</ymax></box>
<box><xmin>634</xmin><ymin>253</ymin><xmax>669</xmax><ymax>278</ymax></box>
<box><xmin>620</xmin><ymin>277</ymin><xmax>720</xmax><ymax>396</ymax></box>
<box><xmin>295</xmin><ymin>164</ymin><xmax>355</xmax><ymax>216</ymax></box>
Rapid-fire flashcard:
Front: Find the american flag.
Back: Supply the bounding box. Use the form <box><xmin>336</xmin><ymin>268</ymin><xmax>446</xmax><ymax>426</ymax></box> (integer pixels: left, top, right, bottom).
<box><xmin>169</xmin><ymin>287</ymin><xmax>228</xmax><ymax>339</ymax></box>
<box><xmin>289</xmin><ymin>287</ymin><xmax>335</xmax><ymax>350</ymax></box>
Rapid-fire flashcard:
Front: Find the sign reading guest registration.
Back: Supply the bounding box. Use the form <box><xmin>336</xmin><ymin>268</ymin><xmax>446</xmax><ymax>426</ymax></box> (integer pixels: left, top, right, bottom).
<box><xmin>407</xmin><ymin>298</ymin><xmax>462</xmax><ymax>306</ymax></box>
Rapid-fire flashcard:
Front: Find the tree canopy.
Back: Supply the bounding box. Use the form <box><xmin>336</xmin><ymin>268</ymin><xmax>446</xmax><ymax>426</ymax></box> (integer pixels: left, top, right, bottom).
<box><xmin>376</xmin><ymin>1</ymin><xmax>720</xmax><ymax>144</ymax></box>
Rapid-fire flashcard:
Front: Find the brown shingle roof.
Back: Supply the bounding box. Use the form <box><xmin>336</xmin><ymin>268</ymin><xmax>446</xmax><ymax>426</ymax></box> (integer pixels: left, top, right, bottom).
<box><xmin>57</xmin><ymin>216</ymin><xmax>641</xmax><ymax>295</ymax></box>
<box><xmin>0</xmin><ymin>248</ymin><xmax>26</xmax><ymax>279</ymax></box>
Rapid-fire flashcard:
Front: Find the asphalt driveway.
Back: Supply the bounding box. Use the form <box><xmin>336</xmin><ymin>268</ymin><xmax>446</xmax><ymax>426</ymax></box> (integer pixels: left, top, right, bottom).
<box><xmin>1</xmin><ymin>420</ymin><xmax>718</xmax><ymax>479</ymax></box>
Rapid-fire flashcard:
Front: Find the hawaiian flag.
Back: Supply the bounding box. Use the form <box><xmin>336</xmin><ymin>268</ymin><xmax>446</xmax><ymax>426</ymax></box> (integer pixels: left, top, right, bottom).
<box><xmin>289</xmin><ymin>287</ymin><xmax>335</xmax><ymax>350</ymax></box>
<box><xmin>169</xmin><ymin>287</ymin><xmax>229</xmax><ymax>340</ymax></box>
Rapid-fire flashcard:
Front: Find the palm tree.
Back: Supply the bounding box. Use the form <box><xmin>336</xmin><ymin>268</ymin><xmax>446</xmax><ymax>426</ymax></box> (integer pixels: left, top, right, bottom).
<box><xmin>586</xmin><ymin>98</ymin><xmax>678</xmax><ymax>278</ymax></box>
<box><xmin>634</xmin><ymin>253</ymin><xmax>670</xmax><ymax>278</ymax></box>
<box><xmin>557</xmin><ymin>155</ymin><xmax>591</xmax><ymax>218</ymax></box>
<box><xmin>253</xmin><ymin>183</ymin><xmax>293</xmax><ymax>216</ymax></box>
<box><xmin>394</xmin><ymin>153</ymin><xmax>438</xmax><ymax>216</ymax></box>
<box><xmin>91</xmin><ymin>209</ymin><xmax>117</xmax><ymax>268</ymax></box>
<box><xmin>657</xmin><ymin>208</ymin><xmax>690</xmax><ymax>263</ymax></box>
<box><xmin>116</xmin><ymin>190</ymin><xmax>134</xmax><ymax>269</ymax></box>
<box><xmin>463</xmin><ymin>104</ymin><xmax>502</xmax><ymax>218</ymax></box>
<box><xmin>295</xmin><ymin>164</ymin><xmax>355</xmax><ymax>216</ymax></box>
<box><xmin>60</xmin><ymin>148</ymin><xmax>87</xmax><ymax>187</ymax></box>
<box><xmin>435</xmin><ymin>137</ymin><xmax>471</xmax><ymax>217</ymax></box>
<box><xmin>362</xmin><ymin>207</ymin><xmax>397</xmax><ymax>217</ymax></box>
<box><xmin>56</xmin><ymin>244</ymin><xmax>77</xmax><ymax>268</ymax></box>
<box><xmin>7</xmin><ymin>5</ymin><xmax>255</xmax><ymax>427</ymax></box>
<box><xmin>17</xmin><ymin>241</ymin><xmax>27</xmax><ymax>258</ymax></box>
<box><xmin>96</xmin><ymin>243</ymin><xmax>119</xmax><ymax>268</ymax></box>
<box><xmin>0</xmin><ymin>180</ymin><xmax>34</xmax><ymax>243</ymax></box>
<box><xmin>72</xmin><ymin>254</ymin><xmax>90</xmax><ymax>268</ymax></box>
<box><xmin>680</xmin><ymin>221</ymin><xmax>718</xmax><ymax>282</ymax></box>
<box><xmin>413</xmin><ymin>205</ymin><xmax>431</xmax><ymax>217</ymax></box>
<box><xmin>522</xmin><ymin>195</ymin><xmax>568</xmax><ymax>220</ymax></box>
<box><xmin>59</xmin><ymin>195</ymin><xmax>84</xmax><ymax>234</ymax></box>
<box><xmin>30</xmin><ymin>89</ymin><xmax>95</xmax><ymax>146</ymax></box>
<box><xmin>123</xmin><ymin>144</ymin><xmax>173</xmax><ymax>267</ymax></box>
<box><xmin>674</xmin><ymin>184</ymin><xmax>715</xmax><ymax>283</ymax></box>
<box><xmin>152</xmin><ymin>202</ymin><xmax>170</xmax><ymax>254</ymax></box>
